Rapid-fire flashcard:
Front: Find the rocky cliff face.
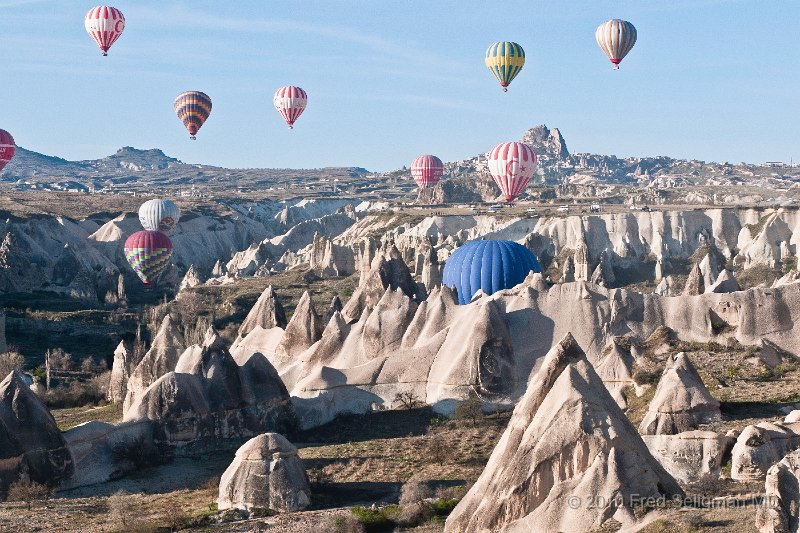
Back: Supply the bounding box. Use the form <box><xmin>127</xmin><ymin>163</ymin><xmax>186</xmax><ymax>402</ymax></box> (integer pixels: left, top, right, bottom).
<box><xmin>0</xmin><ymin>371</ymin><xmax>73</xmax><ymax>495</ymax></box>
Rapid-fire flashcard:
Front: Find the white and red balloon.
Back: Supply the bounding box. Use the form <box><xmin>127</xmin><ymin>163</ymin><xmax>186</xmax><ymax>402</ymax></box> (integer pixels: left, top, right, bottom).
<box><xmin>487</xmin><ymin>142</ymin><xmax>538</xmax><ymax>203</ymax></box>
<box><xmin>273</xmin><ymin>86</ymin><xmax>307</xmax><ymax>129</ymax></box>
<box><xmin>411</xmin><ymin>155</ymin><xmax>444</xmax><ymax>189</ymax></box>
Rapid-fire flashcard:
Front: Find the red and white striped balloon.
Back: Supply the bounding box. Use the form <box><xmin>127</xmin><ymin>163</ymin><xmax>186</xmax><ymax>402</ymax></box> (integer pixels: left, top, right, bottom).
<box><xmin>411</xmin><ymin>155</ymin><xmax>444</xmax><ymax>189</ymax></box>
<box><xmin>487</xmin><ymin>142</ymin><xmax>538</xmax><ymax>203</ymax></box>
<box><xmin>0</xmin><ymin>130</ymin><xmax>15</xmax><ymax>173</ymax></box>
<box><xmin>84</xmin><ymin>6</ymin><xmax>125</xmax><ymax>56</ymax></box>
<box><xmin>273</xmin><ymin>86</ymin><xmax>307</xmax><ymax>129</ymax></box>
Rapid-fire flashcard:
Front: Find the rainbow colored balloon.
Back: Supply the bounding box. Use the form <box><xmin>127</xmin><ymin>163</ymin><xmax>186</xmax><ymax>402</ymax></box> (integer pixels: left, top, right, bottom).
<box><xmin>124</xmin><ymin>230</ymin><xmax>173</xmax><ymax>285</ymax></box>
<box><xmin>174</xmin><ymin>91</ymin><xmax>212</xmax><ymax>140</ymax></box>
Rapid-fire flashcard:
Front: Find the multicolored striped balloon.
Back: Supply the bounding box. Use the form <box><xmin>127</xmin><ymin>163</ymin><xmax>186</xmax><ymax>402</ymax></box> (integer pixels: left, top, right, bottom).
<box><xmin>487</xmin><ymin>142</ymin><xmax>538</xmax><ymax>203</ymax></box>
<box><xmin>84</xmin><ymin>6</ymin><xmax>125</xmax><ymax>56</ymax></box>
<box><xmin>596</xmin><ymin>19</ymin><xmax>637</xmax><ymax>69</ymax></box>
<box><xmin>124</xmin><ymin>230</ymin><xmax>173</xmax><ymax>285</ymax></box>
<box><xmin>485</xmin><ymin>42</ymin><xmax>525</xmax><ymax>92</ymax></box>
<box><xmin>174</xmin><ymin>91</ymin><xmax>212</xmax><ymax>140</ymax></box>
<box><xmin>411</xmin><ymin>155</ymin><xmax>444</xmax><ymax>189</ymax></box>
<box><xmin>273</xmin><ymin>86</ymin><xmax>307</xmax><ymax>129</ymax></box>
<box><xmin>0</xmin><ymin>130</ymin><xmax>15</xmax><ymax>173</ymax></box>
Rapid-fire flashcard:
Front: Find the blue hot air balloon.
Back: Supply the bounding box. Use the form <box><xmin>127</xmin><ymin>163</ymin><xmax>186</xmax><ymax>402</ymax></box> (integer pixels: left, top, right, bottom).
<box><xmin>442</xmin><ymin>240</ymin><xmax>541</xmax><ymax>305</ymax></box>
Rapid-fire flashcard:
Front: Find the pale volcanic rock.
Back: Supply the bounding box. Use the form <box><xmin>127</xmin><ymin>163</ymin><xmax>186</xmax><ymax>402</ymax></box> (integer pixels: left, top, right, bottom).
<box><xmin>732</xmin><ymin>423</ymin><xmax>800</xmax><ymax>482</ymax></box>
<box><xmin>309</xmin><ymin>233</ymin><xmax>355</xmax><ymax>277</ymax></box>
<box><xmin>217</xmin><ymin>433</ymin><xmax>310</xmax><ymax>513</ymax></box>
<box><xmin>443</xmin><ymin>334</ymin><xmax>682</xmax><ymax>533</ymax></box>
<box><xmin>641</xmin><ymin>430</ymin><xmax>733</xmax><ymax>484</ymax></box>
<box><xmin>124</xmin><ymin>330</ymin><xmax>294</xmax><ymax>453</ymax></box>
<box><xmin>239</xmin><ymin>285</ymin><xmax>287</xmax><ymax>337</ymax></box>
<box><xmin>639</xmin><ymin>353</ymin><xmax>721</xmax><ymax>435</ymax></box>
<box><xmin>593</xmin><ymin>338</ymin><xmax>635</xmax><ymax>409</ymax></box>
<box><xmin>179</xmin><ymin>264</ymin><xmax>204</xmax><ymax>291</ymax></box>
<box><xmin>707</xmin><ymin>269</ymin><xmax>742</xmax><ymax>293</ymax></box>
<box><xmin>123</xmin><ymin>315</ymin><xmax>186</xmax><ymax>413</ymax></box>
<box><xmin>756</xmin><ymin>448</ymin><xmax>800</xmax><ymax>533</ymax></box>
<box><xmin>107</xmin><ymin>340</ymin><xmax>132</xmax><ymax>404</ymax></box>
<box><xmin>342</xmin><ymin>244</ymin><xmax>422</xmax><ymax>323</ymax></box>
<box><xmin>683</xmin><ymin>263</ymin><xmax>705</xmax><ymax>295</ymax></box>
<box><xmin>275</xmin><ymin>292</ymin><xmax>322</xmax><ymax>358</ymax></box>
<box><xmin>590</xmin><ymin>250</ymin><xmax>616</xmax><ymax>287</ymax></box>
<box><xmin>0</xmin><ymin>371</ymin><xmax>73</xmax><ymax>495</ymax></box>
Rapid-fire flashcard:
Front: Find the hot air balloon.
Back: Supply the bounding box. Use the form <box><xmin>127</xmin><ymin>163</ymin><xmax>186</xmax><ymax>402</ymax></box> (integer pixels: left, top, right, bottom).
<box><xmin>442</xmin><ymin>240</ymin><xmax>541</xmax><ymax>305</ymax></box>
<box><xmin>174</xmin><ymin>91</ymin><xmax>212</xmax><ymax>140</ymax></box>
<box><xmin>84</xmin><ymin>6</ymin><xmax>125</xmax><ymax>56</ymax></box>
<box><xmin>485</xmin><ymin>42</ymin><xmax>525</xmax><ymax>92</ymax></box>
<box><xmin>273</xmin><ymin>86</ymin><xmax>307</xmax><ymax>129</ymax></box>
<box><xmin>139</xmin><ymin>199</ymin><xmax>180</xmax><ymax>234</ymax></box>
<box><xmin>596</xmin><ymin>19</ymin><xmax>637</xmax><ymax>69</ymax></box>
<box><xmin>411</xmin><ymin>155</ymin><xmax>444</xmax><ymax>189</ymax></box>
<box><xmin>124</xmin><ymin>230</ymin><xmax>173</xmax><ymax>285</ymax></box>
<box><xmin>487</xmin><ymin>142</ymin><xmax>538</xmax><ymax>203</ymax></box>
<box><xmin>0</xmin><ymin>130</ymin><xmax>15</xmax><ymax>173</ymax></box>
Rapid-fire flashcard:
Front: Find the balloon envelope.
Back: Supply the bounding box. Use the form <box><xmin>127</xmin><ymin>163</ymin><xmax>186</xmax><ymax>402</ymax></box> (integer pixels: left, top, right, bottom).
<box><xmin>84</xmin><ymin>6</ymin><xmax>125</xmax><ymax>56</ymax></box>
<box><xmin>274</xmin><ymin>86</ymin><xmax>307</xmax><ymax>129</ymax></box>
<box><xmin>596</xmin><ymin>19</ymin><xmax>637</xmax><ymax>69</ymax></box>
<box><xmin>442</xmin><ymin>240</ymin><xmax>541</xmax><ymax>305</ymax></box>
<box><xmin>174</xmin><ymin>91</ymin><xmax>212</xmax><ymax>139</ymax></box>
<box><xmin>0</xmin><ymin>130</ymin><xmax>15</xmax><ymax>173</ymax></box>
<box><xmin>485</xmin><ymin>42</ymin><xmax>525</xmax><ymax>91</ymax></box>
<box><xmin>124</xmin><ymin>230</ymin><xmax>173</xmax><ymax>285</ymax></box>
<box><xmin>487</xmin><ymin>142</ymin><xmax>538</xmax><ymax>203</ymax></box>
<box><xmin>411</xmin><ymin>155</ymin><xmax>444</xmax><ymax>189</ymax></box>
<box><xmin>139</xmin><ymin>199</ymin><xmax>180</xmax><ymax>233</ymax></box>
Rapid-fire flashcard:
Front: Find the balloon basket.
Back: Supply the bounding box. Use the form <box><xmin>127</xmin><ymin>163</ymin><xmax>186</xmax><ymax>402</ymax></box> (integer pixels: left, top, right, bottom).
<box><xmin>190</xmin><ymin>135</ymin><xmax>197</xmax><ymax>140</ymax></box>
<box><xmin>102</xmin><ymin>52</ymin><xmax>108</xmax><ymax>57</ymax></box>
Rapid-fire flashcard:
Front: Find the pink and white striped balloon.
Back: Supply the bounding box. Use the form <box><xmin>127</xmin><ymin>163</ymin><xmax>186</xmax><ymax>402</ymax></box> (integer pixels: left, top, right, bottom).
<box><xmin>411</xmin><ymin>155</ymin><xmax>444</xmax><ymax>189</ymax></box>
<box><xmin>0</xmin><ymin>130</ymin><xmax>15</xmax><ymax>173</ymax></box>
<box><xmin>273</xmin><ymin>86</ymin><xmax>307</xmax><ymax>129</ymax></box>
<box><xmin>84</xmin><ymin>6</ymin><xmax>125</xmax><ymax>56</ymax></box>
<box><xmin>487</xmin><ymin>142</ymin><xmax>538</xmax><ymax>203</ymax></box>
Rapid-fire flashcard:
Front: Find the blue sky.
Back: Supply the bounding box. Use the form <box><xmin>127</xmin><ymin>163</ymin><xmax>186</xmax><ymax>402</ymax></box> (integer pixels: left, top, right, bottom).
<box><xmin>0</xmin><ymin>1</ymin><xmax>797</xmax><ymax>171</ymax></box>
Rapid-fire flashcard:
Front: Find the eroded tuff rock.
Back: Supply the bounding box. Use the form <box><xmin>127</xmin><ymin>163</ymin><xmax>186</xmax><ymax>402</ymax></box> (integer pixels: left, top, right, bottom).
<box><xmin>123</xmin><ymin>315</ymin><xmax>185</xmax><ymax>413</ymax></box>
<box><xmin>593</xmin><ymin>338</ymin><xmax>635</xmax><ymax>409</ymax></box>
<box><xmin>642</xmin><ymin>430</ymin><xmax>733</xmax><ymax>484</ymax></box>
<box><xmin>683</xmin><ymin>263</ymin><xmax>705</xmax><ymax>296</ymax></box>
<box><xmin>275</xmin><ymin>291</ymin><xmax>322</xmax><ymax>358</ymax></box>
<box><xmin>0</xmin><ymin>371</ymin><xmax>73</xmax><ymax>495</ymax></box>
<box><xmin>107</xmin><ymin>341</ymin><xmax>132</xmax><ymax>404</ymax></box>
<box><xmin>124</xmin><ymin>330</ymin><xmax>294</xmax><ymax>453</ymax></box>
<box><xmin>217</xmin><ymin>433</ymin><xmax>310</xmax><ymax>513</ymax></box>
<box><xmin>756</xmin><ymin>448</ymin><xmax>800</xmax><ymax>533</ymax></box>
<box><xmin>179</xmin><ymin>265</ymin><xmax>204</xmax><ymax>291</ymax></box>
<box><xmin>239</xmin><ymin>285</ymin><xmax>287</xmax><ymax>337</ymax></box>
<box><xmin>341</xmin><ymin>243</ymin><xmax>424</xmax><ymax>323</ymax></box>
<box><xmin>309</xmin><ymin>233</ymin><xmax>355</xmax><ymax>277</ymax></box>
<box><xmin>443</xmin><ymin>334</ymin><xmax>682</xmax><ymax>533</ymax></box>
<box><xmin>639</xmin><ymin>352</ymin><xmax>721</xmax><ymax>435</ymax></box>
<box><xmin>707</xmin><ymin>269</ymin><xmax>742</xmax><ymax>293</ymax></box>
<box><xmin>732</xmin><ymin>422</ymin><xmax>800</xmax><ymax>482</ymax></box>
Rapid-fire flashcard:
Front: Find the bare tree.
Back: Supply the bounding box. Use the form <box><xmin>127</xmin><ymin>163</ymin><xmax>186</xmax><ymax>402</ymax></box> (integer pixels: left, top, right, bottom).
<box><xmin>0</xmin><ymin>350</ymin><xmax>23</xmax><ymax>378</ymax></box>
<box><xmin>6</xmin><ymin>479</ymin><xmax>54</xmax><ymax>510</ymax></box>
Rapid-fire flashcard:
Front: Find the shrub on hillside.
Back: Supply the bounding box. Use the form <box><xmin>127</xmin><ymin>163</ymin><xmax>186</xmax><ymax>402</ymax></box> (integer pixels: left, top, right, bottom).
<box><xmin>0</xmin><ymin>350</ymin><xmax>23</xmax><ymax>378</ymax></box>
<box><xmin>6</xmin><ymin>479</ymin><xmax>54</xmax><ymax>510</ymax></box>
<box><xmin>453</xmin><ymin>393</ymin><xmax>483</xmax><ymax>426</ymax></box>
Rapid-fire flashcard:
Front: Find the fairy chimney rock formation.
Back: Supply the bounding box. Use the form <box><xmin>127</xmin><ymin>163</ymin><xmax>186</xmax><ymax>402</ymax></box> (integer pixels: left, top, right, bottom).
<box><xmin>275</xmin><ymin>291</ymin><xmax>323</xmax><ymax>358</ymax></box>
<box><xmin>123</xmin><ymin>314</ymin><xmax>186</xmax><ymax>413</ymax></box>
<box><xmin>639</xmin><ymin>352</ymin><xmax>721</xmax><ymax>435</ymax></box>
<box><xmin>0</xmin><ymin>371</ymin><xmax>73</xmax><ymax>496</ymax></box>
<box><xmin>443</xmin><ymin>334</ymin><xmax>682</xmax><ymax>533</ymax></box>
<box><xmin>217</xmin><ymin>433</ymin><xmax>310</xmax><ymax>513</ymax></box>
<box><xmin>239</xmin><ymin>285</ymin><xmax>287</xmax><ymax>337</ymax></box>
